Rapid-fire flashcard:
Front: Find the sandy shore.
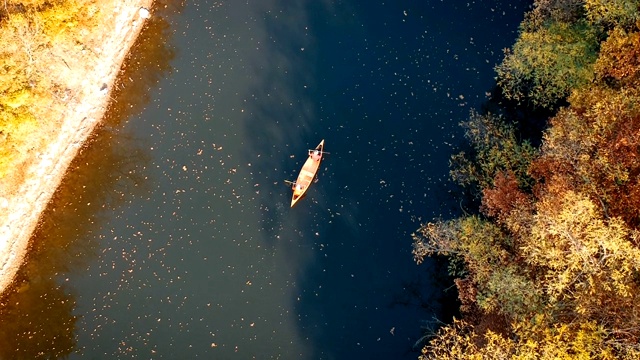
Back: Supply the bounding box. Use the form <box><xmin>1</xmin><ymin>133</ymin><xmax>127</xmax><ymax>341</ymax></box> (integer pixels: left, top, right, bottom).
<box><xmin>0</xmin><ymin>0</ymin><xmax>153</xmax><ymax>296</ymax></box>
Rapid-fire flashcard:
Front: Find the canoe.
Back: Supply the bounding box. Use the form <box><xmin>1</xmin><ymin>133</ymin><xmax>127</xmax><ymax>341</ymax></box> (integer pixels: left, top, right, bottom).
<box><xmin>291</xmin><ymin>140</ymin><xmax>325</xmax><ymax>207</ymax></box>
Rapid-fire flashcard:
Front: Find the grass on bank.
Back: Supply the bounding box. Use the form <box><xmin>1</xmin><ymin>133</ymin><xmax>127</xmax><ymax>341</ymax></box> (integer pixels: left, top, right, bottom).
<box><xmin>0</xmin><ymin>0</ymin><xmax>105</xmax><ymax>194</ymax></box>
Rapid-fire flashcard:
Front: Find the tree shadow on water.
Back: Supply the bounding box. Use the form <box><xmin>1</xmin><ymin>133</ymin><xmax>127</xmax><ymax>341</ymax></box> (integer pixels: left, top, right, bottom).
<box><xmin>0</xmin><ymin>3</ymin><xmax>182</xmax><ymax>358</ymax></box>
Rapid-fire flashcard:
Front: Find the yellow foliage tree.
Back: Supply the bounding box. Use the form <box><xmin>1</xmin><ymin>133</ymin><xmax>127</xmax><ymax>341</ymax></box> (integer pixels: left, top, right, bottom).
<box><xmin>420</xmin><ymin>317</ymin><xmax>630</xmax><ymax>360</ymax></box>
<box><xmin>525</xmin><ymin>190</ymin><xmax>640</xmax><ymax>300</ymax></box>
<box><xmin>584</xmin><ymin>0</ymin><xmax>640</xmax><ymax>28</ymax></box>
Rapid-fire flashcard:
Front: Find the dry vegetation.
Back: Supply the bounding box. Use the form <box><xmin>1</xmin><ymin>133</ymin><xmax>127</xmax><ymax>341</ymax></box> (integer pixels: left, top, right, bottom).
<box><xmin>0</xmin><ymin>0</ymin><xmax>133</xmax><ymax>199</ymax></box>
<box><xmin>0</xmin><ymin>0</ymin><xmax>151</xmax><ymax>295</ymax></box>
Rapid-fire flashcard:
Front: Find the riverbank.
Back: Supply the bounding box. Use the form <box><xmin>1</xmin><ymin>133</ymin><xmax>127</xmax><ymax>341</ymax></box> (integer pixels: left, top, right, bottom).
<box><xmin>0</xmin><ymin>0</ymin><xmax>154</xmax><ymax>296</ymax></box>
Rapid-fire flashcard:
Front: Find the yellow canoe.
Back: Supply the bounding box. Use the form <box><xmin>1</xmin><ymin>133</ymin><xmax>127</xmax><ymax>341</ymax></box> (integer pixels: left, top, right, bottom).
<box><xmin>291</xmin><ymin>140</ymin><xmax>325</xmax><ymax>207</ymax></box>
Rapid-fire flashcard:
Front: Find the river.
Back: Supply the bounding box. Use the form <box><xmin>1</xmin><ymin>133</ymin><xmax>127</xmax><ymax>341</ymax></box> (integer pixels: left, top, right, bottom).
<box><xmin>0</xmin><ymin>1</ymin><xmax>528</xmax><ymax>359</ymax></box>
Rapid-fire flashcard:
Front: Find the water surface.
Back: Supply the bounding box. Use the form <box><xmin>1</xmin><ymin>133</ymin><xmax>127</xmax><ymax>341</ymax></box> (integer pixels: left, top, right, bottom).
<box><xmin>0</xmin><ymin>1</ymin><xmax>529</xmax><ymax>359</ymax></box>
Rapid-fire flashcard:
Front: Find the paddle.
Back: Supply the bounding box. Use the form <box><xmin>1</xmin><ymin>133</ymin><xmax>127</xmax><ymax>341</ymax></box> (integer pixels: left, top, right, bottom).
<box><xmin>308</xmin><ymin>150</ymin><xmax>330</xmax><ymax>155</ymax></box>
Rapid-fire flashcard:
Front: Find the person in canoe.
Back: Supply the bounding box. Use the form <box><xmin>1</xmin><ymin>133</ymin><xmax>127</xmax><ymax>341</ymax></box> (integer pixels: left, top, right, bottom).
<box><xmin>310</xmin><ymin>149</ymin><xmax>322</xmax><ymax>161</ymax></box>
<box><xmin>290</xmin><ymin>139</ymin><xmax>324</xmax><ymax>207</ymax></box>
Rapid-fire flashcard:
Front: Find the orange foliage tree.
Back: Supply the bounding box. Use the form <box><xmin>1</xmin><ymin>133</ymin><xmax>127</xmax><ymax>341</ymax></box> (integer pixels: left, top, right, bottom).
<box><xmin>595</xmin><ymin>27</ymin><xmax>640</xmax><ymax>85</ymax></box>
<box><xmin>531</xmin><ymin>84</ymin><xmax>640</xmax><ymax>227</ymax></box>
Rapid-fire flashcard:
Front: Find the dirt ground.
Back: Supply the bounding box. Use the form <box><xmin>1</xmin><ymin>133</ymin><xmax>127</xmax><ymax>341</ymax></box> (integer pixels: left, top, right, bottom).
<box><xmin>0</xmin><ymin>0</ymin><xmax>153</xmax><ymax>296</ymax></box>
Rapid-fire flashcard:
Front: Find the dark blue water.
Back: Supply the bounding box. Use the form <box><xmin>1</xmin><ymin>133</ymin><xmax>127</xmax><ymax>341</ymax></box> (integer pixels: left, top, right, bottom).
<box><xmin>0</xmin><ymin>1</ymin><xmax>529</xmax><ymax>359</ymax></box>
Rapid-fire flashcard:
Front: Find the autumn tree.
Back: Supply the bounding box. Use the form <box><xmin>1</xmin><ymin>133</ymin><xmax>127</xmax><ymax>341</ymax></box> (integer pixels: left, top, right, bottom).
<box><xmin>416</xmin><ymin>195</ymin><xmax>640</xmax><ymax>355</ymax></box>
<box><xmin>450</xmin><ymin>110</ymin><xmax>537</xmax><ymax>193</ymax></box>
<box><xmin>413</xmin><ymin>216</ymin><xmax>542</xmax><ymax>322</ymax></box>
<box><xmin>480</xmin><ymin>170</ymin><xmax>534</xmax><ymax>237</ymax></box>
<box><xmin>524</xmin><ymin>191</ymin><xmax>640</xmax><ymax>322</ymax></box>
<box><xmin>530</xmin><ymin>84</ymin><xmax>640</xmax><ymax>226</ymax></box>
<box><xmin>496</xmin><ymin>14</ymin><xmax>600</xmax><ymax>108</ymax></box>
<box><xmin>420</xmin><ymin>318</ymin><xmax>636</xmax><ymax>360</ymax></box>
<box><xmin>415</xmin><ymin>1</ymin><xmax>640</xmax><ymax>358</ymax></box>
<box><xmin>0</xmin><ymin>0</ymin><xmax>100</xmax><ymax>180</ymax></box>
<box><xmin>594</xmin><ymin>26</ymin><xmax>640</xmax><ymax>87</ymax></box>
<box><xmin>528</xmin><ymin>0</ymin><xmax>585</xmax><ymax>24</ymax></box>
<box><xmin>584</xmin><ymin>0</ymin><xmax>640</xmax><ymax>29</ymax></box>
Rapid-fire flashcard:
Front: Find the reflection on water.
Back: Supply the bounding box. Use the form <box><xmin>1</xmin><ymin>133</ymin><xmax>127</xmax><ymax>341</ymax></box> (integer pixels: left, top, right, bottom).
<box><xmin>0</xmin><ymin>277</ymin><xmax>76</xmax><ymax>359</ymax></box>
<box><xmin>0</xmin><ymin>3</ymin><xmax>180</xmax><ymax>358</ymax></box>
